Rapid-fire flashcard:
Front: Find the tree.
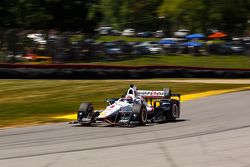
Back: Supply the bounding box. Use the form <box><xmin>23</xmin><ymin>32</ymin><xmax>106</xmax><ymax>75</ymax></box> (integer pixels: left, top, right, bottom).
<box><xmin>0</xmin><ymin>0</ymin><xmax>102</xmax><ymax>32</ymax></box>
<box><xmin>0</xmin><ymin>0</ymin><xmax>20</xmax><ymax>28</ymax></box>
<box><xmin>158</xmin><ymin>0</ymin><xmax>250</xmax><ymax>35</ymax></box>
<box><xmin>210</xmin><ymin>0</ymin><xmax>249</xmax><ymax>35</ymax></box>
<box><xmin>101</xmin><ymin>0</ymin><xmax>162</xmax><ymax>31</ymax></box>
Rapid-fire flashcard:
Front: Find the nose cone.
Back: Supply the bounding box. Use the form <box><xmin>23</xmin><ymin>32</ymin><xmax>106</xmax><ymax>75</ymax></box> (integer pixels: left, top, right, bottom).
<box><xmin>98</xmin><ymin>104</ymin><xmax>120</xmax><ymax>118</ymax></box>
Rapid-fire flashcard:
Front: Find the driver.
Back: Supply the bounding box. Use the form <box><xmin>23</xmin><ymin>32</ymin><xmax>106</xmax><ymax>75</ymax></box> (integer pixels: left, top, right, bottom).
<box><xmin>124</xmin><ymin>94</ymin><xmax>134</xmax><ymax>103</ymax></box>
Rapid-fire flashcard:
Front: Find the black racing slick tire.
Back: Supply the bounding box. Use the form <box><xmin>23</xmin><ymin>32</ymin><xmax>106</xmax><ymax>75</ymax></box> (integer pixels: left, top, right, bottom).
<box><xmin>132</xmin><ymin>104</ymin><xmax>147</xmax><ymax>126</ymax></box>
<box><xmin>78</xmin><ymin>103</ymin><xmax>94</xmax><ymax>121</ymax></box>
<box><xmin>170</xmin><ymin>102</ymin><xmax>179</xmax><ymax>121</ymax></box>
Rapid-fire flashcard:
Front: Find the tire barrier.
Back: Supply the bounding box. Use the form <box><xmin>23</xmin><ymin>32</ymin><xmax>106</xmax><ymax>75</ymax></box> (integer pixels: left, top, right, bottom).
<box><xmin>0</xmin><ymin>64</ymin><xmax>250</xmax><ymax>79</ymax></box>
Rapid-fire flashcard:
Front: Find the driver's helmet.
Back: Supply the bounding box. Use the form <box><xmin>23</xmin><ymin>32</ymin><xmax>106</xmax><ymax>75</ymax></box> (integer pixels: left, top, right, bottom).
<box><xmin>125</xmin><ymin>94</ymin><xmax>134</xmax><ymax>101</ymax></box>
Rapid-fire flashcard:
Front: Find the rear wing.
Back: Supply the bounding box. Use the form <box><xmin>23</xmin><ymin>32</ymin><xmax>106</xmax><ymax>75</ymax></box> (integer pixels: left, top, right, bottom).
<box><xmin>137</xmin><ymin>88</ymin><xmax>180</xmax><ymax>100</ymax></box>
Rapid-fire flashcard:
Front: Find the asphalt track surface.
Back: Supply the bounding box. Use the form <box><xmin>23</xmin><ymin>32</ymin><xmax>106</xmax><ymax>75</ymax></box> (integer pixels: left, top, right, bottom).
<box><xmin>1</xmin><ymin>91</ymin><xmax>250</xmax><ymax>167</ymax></box>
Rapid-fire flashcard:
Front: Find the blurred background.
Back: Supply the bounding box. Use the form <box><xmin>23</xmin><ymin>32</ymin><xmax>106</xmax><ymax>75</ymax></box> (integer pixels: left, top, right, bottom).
<box><xmin>0</xmin><ymin>0</ymin><xmax>249</xmax><ymax>65</ymax></box>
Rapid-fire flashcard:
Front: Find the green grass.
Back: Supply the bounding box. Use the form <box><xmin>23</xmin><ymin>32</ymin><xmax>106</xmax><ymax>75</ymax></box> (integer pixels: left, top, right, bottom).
<box><xmin>81</xmin><ymin>54</ymin><xmax>250</xmax><ymax>69</ymax></box>
<box><xmin>96</xmin><ymin>35</ymin><xmax>160</xmax><ymax>42</ymax></box>
<box><xmin>0</xmin><ymin>79</ymin><xmax>249</xmax><ymax>128</ymax></box>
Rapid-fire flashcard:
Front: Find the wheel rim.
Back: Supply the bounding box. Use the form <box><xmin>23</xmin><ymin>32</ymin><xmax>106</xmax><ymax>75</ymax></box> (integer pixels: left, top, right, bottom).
<box><xmin>87</xmin><ymin>105</ymin><xmax>94</xmax><ymax>116</ymax></box>
<box><xmin>88</xmin><ymin>105</ymin><xmax>94</xmax><ymax>112</ymax></box>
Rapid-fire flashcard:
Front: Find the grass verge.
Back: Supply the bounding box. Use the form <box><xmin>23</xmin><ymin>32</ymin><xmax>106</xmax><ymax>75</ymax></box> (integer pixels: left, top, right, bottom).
<box><xmin>0</xmin><ymin>79</ymin><xmax>249</xmax><ymax>128</ymax></box>
<box><xmin>96</xmin><ymin>35</ymin><xmax>160</xmax><ymax>42</ymax></box>
<box><xmin>77</xmin><ymin>54</ymin><xmax>250</xmax><ymax>69</ymax></box>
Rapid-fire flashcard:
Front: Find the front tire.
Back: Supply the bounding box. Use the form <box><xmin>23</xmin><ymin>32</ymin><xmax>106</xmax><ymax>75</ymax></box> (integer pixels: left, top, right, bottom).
<box><xmin>78</xmin><ymin>103</ymin><xmax>94</xmax><ymax>121</ymax></box>
<box><xmin>132</xmin><ymin>104</ymin><xmax>147</xmax><ymax>126</ymax></box>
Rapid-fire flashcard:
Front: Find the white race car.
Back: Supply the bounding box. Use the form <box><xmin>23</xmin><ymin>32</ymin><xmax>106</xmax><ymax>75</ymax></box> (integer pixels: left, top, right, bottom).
<box><xmin>71</xmin><ymin>85</ymin><xmax>181</xmax><ymax>126</ymax></box>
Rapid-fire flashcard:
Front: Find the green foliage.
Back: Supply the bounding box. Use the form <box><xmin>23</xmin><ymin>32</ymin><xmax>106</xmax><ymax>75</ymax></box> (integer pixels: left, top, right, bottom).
<box><xmin>158</xmin><ymin>0</ymin><xmax>250</xmax><ymax>35</ymax></box>
<box><xmin>0</xmin><ymin>0</ymin><xmax>249</xmax><ymax>35</ymax></box>
<box><xmin>101</xmin><ymin>0</ymin><xmax>162</xmax><ymax>31</ymax></box>
<box><xmin>0</xmin><ymin>0</ymin><xmax>102</xmax><ymax>31</ymax></box>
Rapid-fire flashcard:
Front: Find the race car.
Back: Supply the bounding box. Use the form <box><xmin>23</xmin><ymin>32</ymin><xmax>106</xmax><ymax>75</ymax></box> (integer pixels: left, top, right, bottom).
<box><xmin>70</xmin><ymin>85</ymin><xmax>181</xmax><ymax>126</ymax></box>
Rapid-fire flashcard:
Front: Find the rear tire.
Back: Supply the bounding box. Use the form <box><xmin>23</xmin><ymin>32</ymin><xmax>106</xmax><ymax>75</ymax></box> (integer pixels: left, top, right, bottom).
<box><xmin>170</xmin><ymin>103</ymin><xmax>178</xmax><ymax>121</ymax></box>
<box><xmin>133</xmin><ymin>104</ymin><xmax>147</xmax><ymax>126</ymax></box>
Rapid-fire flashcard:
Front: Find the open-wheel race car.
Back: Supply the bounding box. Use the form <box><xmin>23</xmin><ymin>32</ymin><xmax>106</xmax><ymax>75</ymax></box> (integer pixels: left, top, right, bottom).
<box><xmin>70</xmin><ymin>85</ymin><xmax>181</xmax><ymax>126</ymax></box>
